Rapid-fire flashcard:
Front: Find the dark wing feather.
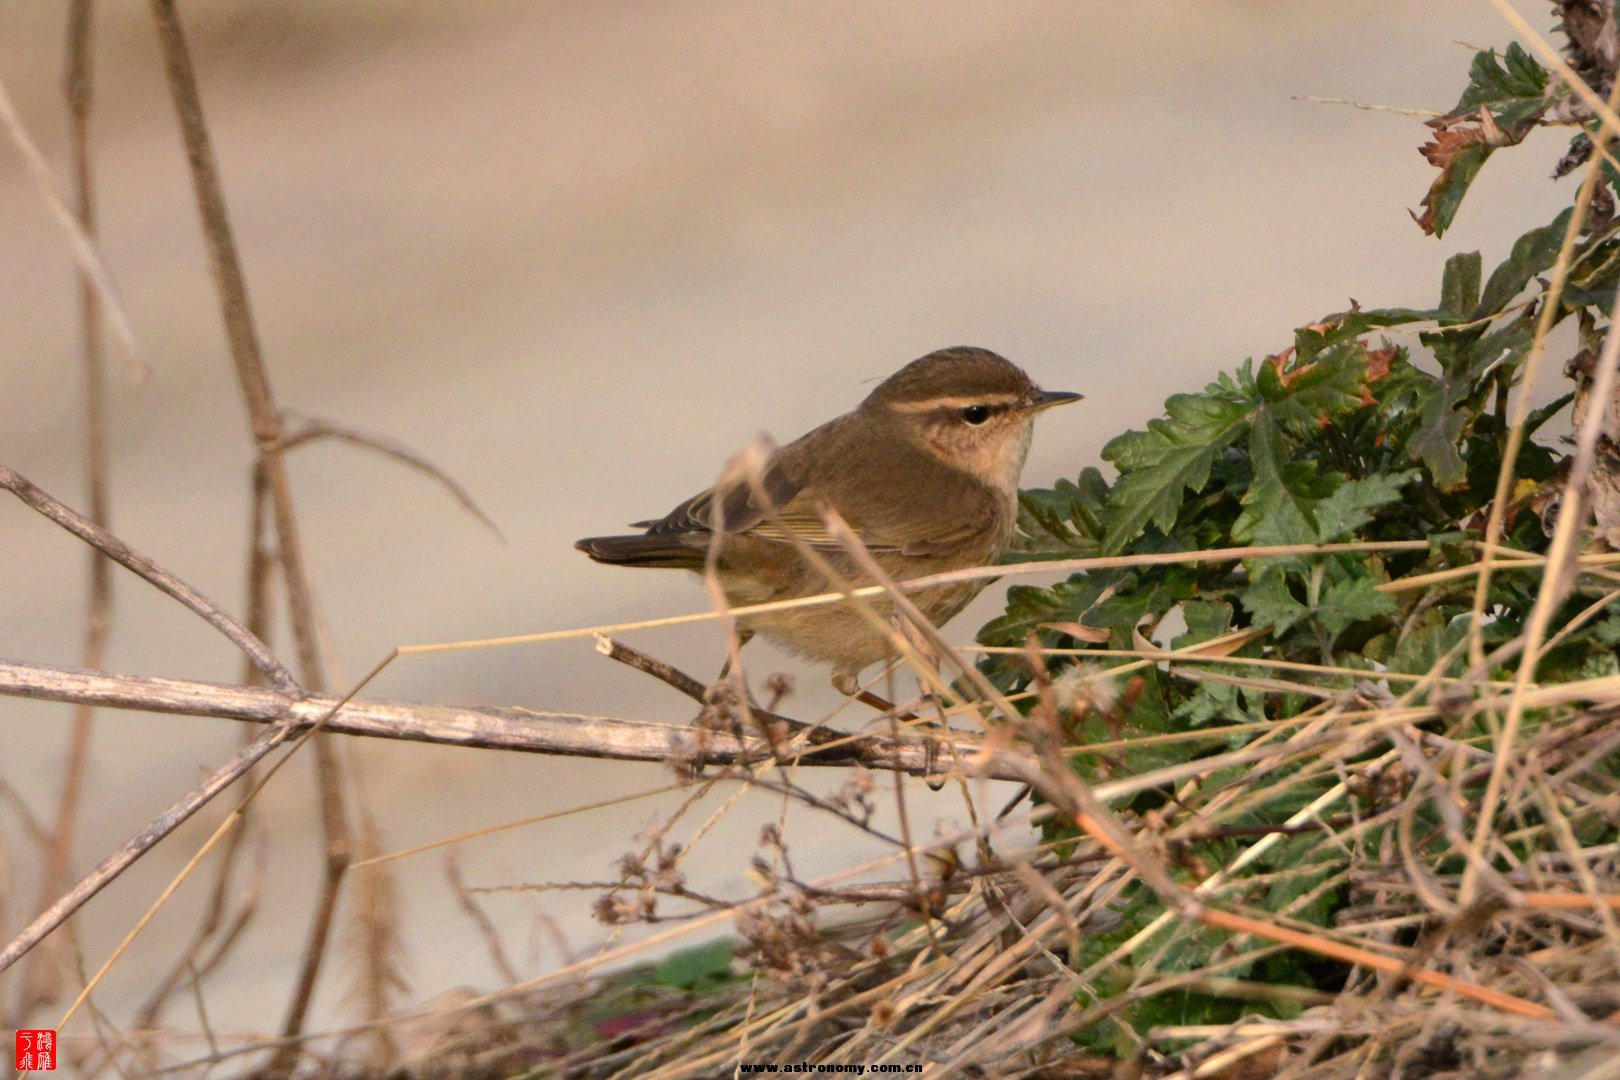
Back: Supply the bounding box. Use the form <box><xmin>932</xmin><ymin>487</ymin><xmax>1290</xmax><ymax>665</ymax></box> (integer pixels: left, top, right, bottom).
<box><xmin>734</xmin><ymin>415</ymin><xmax>1004</xmax><ymax>555</ymax></box>
<box><xmin>636</xmin><ymin>452</ymin><xmax>803</xmax><ymax>537</ymax></box>
<box><xmin>589</xmin><ymin>410</ymin><xmax>1004</xmax><ymax>564</ymax></box>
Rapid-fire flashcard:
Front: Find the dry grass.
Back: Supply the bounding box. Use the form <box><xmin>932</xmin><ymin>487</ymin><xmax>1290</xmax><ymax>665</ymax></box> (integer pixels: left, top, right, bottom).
<box><xmin>129</xmin><ymin>606</ymin><xmax>1616</xmax><ymax>1079</ymax></box>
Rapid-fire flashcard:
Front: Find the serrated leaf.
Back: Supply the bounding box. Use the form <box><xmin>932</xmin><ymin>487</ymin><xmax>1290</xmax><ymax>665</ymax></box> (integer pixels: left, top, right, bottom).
<box><xmin>1593</xmin><ymin>614</ymin><xmax>1620</xmax><ymax>646</ymax></box>
<box><xmin>1524</xmin><ymin>392</ymin><xmax>1574</xmax><ymax>438</ymax></box>
<box><xmin>1563</xmin><ymin>233</ymin><xmax>1620</xmax><ymax>313</ymax></box>
<box><xmin>1015</xmin><ymin>468</ymin><xmax>1112</xmax><ymax>553</ymax></box>
<box><xmin>1457</xmin><ymin>42</ymin><xmax>1548</xmax><ymax>125</ymax></box>
<box><xmin>1101</xmin><ymin>393</ymin><xmax>1251</xmax><ymax>553</ymax></box>
<box><xmin>1232</xmin><ymin>412</ymin><xmax>1320</xmax><ymax>545</ymax></box>
<box><xmin>977</xmin><ymin>570</ymin><xmax>1132</xmax><ymax>651</ymax></box>
<box><xmin>1317</xmin><ymin>576</ymin><xmax>1397</xmax><ymax>636</ymax></box>
<box><xmin>1417</xmin><ymin>140</ymin><xmax>1491</xmax><ymax>239</ymax></box>
<box><xmin>1389</xmin><ymin>613</ymin><xmax>1471</xmax><ymax>677</ymax></box>
<box><xmin>1173</xmin><ymin>680</ymin><xmax>1241</xmax><ymax>727</ymax></box>
<box><xmin>1416</xmin><ymin>46</ymin><xmax>1545</xmax><ymax>239</ymax></box>
<box><xmin>1313</xmin><ymin>471</ymin><xmax>1418</xmax><ymax>541</ymax></box>
<box><xmin>1273</xmin><ymin>346</ymin><xmax>1369</xmax><ymax>426</ymax></box>
<box><xmin>975</xmin><ymin>583</ymin><xmax>1068</xmax><ymax>646</ymax></box>
<box><xmin>1242</xmin><ymin>567</ymin><xmax>1309</xmax><ymax>635</ymax></box>
<box><xmin>1093</xmin><ymin>574</ymin><xmax>1181</xmax><ymax>645</ymax></box>
<box><xmin>1295</xmin><ymin>307</ymin><xmax>1435</xmax><ymax>362</ymax></box>
<box><xmin>1581</xmin><ymin>650</ymin><xmax>1620</xmax><ymax>679</ymax></box>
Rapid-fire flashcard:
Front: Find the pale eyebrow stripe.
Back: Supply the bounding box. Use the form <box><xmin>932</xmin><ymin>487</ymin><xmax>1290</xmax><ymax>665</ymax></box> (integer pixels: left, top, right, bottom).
<box><xmin>885</xmin><ymin>394</ymin><xmax>1024</xmax><ymax>413</ymax></box>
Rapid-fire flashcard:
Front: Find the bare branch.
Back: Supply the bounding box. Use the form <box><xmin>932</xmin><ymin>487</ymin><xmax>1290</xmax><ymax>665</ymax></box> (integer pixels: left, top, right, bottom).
<box><xmin>0</xmin><ymin>718</ymin><xmax>299</xmax><ymax>976</ymax></box>
<box><xmin>281</xmin><ymin>414</ymin><xmax>504</xmax><ymax>542</ymax></box>
<box><xmin>0</xmin><ymin>657</ymin><xmax>988</xmax><ymax>779</ymax></box>
<box><xmin>0</xmin><ymin>464</ymin><xmax>294</xmax><ymax>691</ymax></box>
<box><xmin>0</xmin><ymin>49</ymin><xmax>143</xmax><ymax>377</ymax></box>
<box><xmin>147</xmin><ymin>0</ymin><xmax>348</xmax><ymax>1060</ymax></box>
<box><xmin>595</xmin><ymin>634</ymin><xmax>710</xmax><ymax>704</ymax></box>
<box><xmin>18</xmin><ymin>0</ymin><xmax>113</xmax><ymax>1017</ymax></box>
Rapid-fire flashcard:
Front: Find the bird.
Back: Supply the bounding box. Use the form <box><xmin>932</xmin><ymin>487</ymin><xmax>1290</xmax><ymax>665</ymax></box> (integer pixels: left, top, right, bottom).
<box><xmin>575</xmin><ymin>346</ymin><xmax>1081</xmax><ymax>697</ymax></box>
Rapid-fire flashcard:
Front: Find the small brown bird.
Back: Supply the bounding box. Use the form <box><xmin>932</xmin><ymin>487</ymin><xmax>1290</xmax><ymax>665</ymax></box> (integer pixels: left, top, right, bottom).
<box><xmin>576</xmin><ymin>347</ymin><xmax>1080</xmax><ymax>696</ymax></box>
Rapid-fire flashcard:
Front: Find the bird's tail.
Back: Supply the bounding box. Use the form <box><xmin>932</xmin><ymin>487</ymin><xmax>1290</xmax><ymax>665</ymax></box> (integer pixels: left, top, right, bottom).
<box><xmin>574</xmin><ymin>534</ymin><xmax>707</xmax><ymax>569</ymax></box>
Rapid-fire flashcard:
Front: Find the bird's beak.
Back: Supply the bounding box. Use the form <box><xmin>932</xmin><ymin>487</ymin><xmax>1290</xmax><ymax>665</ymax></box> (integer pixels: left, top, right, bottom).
<box><xmin>1026</xmin><ymin>390</ymin><xmax>1083</xmax><ymax>412</ymax></box>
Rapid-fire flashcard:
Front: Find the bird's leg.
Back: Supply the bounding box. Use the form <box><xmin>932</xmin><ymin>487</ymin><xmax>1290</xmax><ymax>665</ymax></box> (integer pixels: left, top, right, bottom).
<box><xmin>717</xmin><ymin>628</ymin><xmax>754</xmax><ymax>683</ymax></box>
<box><xmin>892</xmin><ymin>612</ymin><xmax>944</xmax><ymax>707</ymax></box>
<box><xmin>857</xmin><ymin>688</ymin><xmax>900</xmax><ymax>712</ymax></box>
<box><xmin>711</xmin><ymin>629</ymin><xmax>766</xmax><ymax>724</ymax></box>
<box><xmin>891</xmin><ymin>612</ymin><xmax>952</xmax><ymax>789</ymax></box>
<box><xmin>833</xmin><ymin>665</ymin><xmax>906</xmax><ymax>713</ymax></box>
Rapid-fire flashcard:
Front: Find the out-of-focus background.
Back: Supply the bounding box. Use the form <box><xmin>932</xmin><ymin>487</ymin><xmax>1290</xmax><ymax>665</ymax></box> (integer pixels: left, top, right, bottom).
<box><xmin>0</xmin><ymin>0</ymin><xmax>1576</xmax><ymax>1052</ymax></box>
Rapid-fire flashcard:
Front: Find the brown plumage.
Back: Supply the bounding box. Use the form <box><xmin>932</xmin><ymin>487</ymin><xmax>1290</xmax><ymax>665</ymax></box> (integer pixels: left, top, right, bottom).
<box><xmin>576</xmin><ymin>346</ymin><xmax>1080</xmax><ymax>694</ymax></box>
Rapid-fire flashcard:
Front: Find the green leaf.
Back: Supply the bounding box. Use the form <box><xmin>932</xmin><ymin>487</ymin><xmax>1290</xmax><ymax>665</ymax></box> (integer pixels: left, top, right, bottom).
<box><xmin>1407</xmin><ymin>319</ymin><xmax>1533</xmax><ymax>489</ymax></box>
<box><xmin>1317</xmin><ymin>576</ymin><xmax>1396</xmax><ymax>636</ymax></box>
<box><xmin>1456</xmin><ymin>42</ymin><xmax>1548</xmax><ymax>126</ymax></box>
<box><xmin>1593</xmin><ymin>614</ymin><xmax>1620</xmax><ymax>646</ymax></box>
<box><xmin>1388</xmin><ymin>613</ymin><xmax>1471</xmax><ymax>678</ymax></box>
<box><xmin>1581</xmin><ymin>650</ymin><xmax>1620</xmax><ymax>679</ymax></box>
<box><xmin>1172</xmin><ymin>678</ymin><xmax>1264</xmax><ymax>728</ymax></box>
<box><xmin>652</xmin><ymin>938</ymin><xmax>735</xmax><ymax>991</ymax></box>
<box><xmin>1417</xmin><ymin>46</ymin><xmax>1546</xmax><ymax>238</ymax></box>
<box><xmin>1015</xmin><ymin>469</ymin><xmax>1110</xmax><ymax>552</ymax></box>
<box><xmin>1563</xmin><ymin>232</ymin><xmax>1620</xmax><ymax>313</ymax></box>
<box><xmin>1101</xmin><ymin>391</ymin><xmax>1252</xmax><ymax>553</ymax></box>
<box><xmin>1265</xmin><ymin>345</ymin><xmax>1369</xmax><ymax>427</ymax></box>
<box><xmin>1439</xmin><ymin>251</ymin><xmax>1482</xmax><ymax>322</ymax></box>
<box><xmin>1093</xmin><ymin>573</ymin><xmax>1183</xmax><ymax>646</ymax></box>
<box><xmin>1242</xmin><ymin>567</ymin><xmax>1309</xmax><ymax>635</ymax></box>
<box><xmin>1232</xmin><ymin>412</ymin><xmax>1320</xmax><ymax>545</ymax></box>
<box><xmin>1524</xmin><ymin>392</ymin><xmax>1574</xmax><ymax>439</ymax></box>
<box><xmin>1476</xmin><ymin>208</ymin><xmax>1573</xmax><ymax>318</ymax></box>
<box><xmin>1312</xmin><ymin>471</ymin><xmax>1418</xmax><ymax>542</ymax></box>
<box><xmin>1420</xmin><ymin>141</ymin><xmax>1491</xmax><ymax>239</ymax></box>
<box><xmin>1173</xmin><ymin>599</ymin><xmax>1235</xmax><ymax>650</ymax></box>
<box><xmin>1295</xmin><ymin>307</ymin><xmax>1435</xmax><ymax>362</ymax></box>
<box><xmin>975</xmin><ymin>583</ymin><xmax>1068</xmax><ymax>646</ymax></box>
<box><xmin>977</xmin><ymin>570</ymin><xmax>1132</xmax><ymax>652</ymax></box>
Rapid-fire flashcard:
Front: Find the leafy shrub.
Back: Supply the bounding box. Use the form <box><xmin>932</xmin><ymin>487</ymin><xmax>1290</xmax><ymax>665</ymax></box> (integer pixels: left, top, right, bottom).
<box><xmin>978</xmin><ymin>26</ymin><xmax>1620</xmax><ymax>1050</ymax></box>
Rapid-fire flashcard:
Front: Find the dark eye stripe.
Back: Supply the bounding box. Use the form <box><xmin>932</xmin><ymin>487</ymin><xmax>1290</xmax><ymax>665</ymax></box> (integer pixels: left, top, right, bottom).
<box><xmin>952</xmin><ymin>402</ymin><xmax>1013</xmax><ymax>424</ymax></box>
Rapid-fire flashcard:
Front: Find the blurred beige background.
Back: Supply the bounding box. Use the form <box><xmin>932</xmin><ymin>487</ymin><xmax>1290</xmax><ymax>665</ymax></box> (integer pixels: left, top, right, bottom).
<box><xmin>0</xmin><ymin>0</ymin><xmax>1577</xmax><ymax>1054</ymax></box>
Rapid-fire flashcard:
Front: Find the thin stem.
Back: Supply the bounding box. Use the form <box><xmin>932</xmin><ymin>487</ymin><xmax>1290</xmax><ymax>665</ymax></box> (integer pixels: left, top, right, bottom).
<box><xmin>147</xmin><ymin>2</ymin><xmax>349</xmax><ymax>1066</ymax></box>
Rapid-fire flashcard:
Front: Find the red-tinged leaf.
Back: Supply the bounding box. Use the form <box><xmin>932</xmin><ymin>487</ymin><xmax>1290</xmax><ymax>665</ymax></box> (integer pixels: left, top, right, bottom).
<box><xmin>1041</xmin><ymin>621</ymin><xmax>1113</xmax><ymax>644</ymax></box>
<box><xmin>1414</xmin><ymin>107</ymin><xmax>1532</xmax><ymax>237</ymax></box>
<box><xmin>1364</xmin><ymin>347</ymin><xmax>1398</xmax><ymax>383</ymax></box>
<box><xmin>595</xmin><ymin>1009</ymin><xmax>675</xmax><ymax>1040</ymax></box>
<box><xmin>1358</xmin><ymin>346</ymin><xmax>1400</xmax><ymax>406</ymax></box>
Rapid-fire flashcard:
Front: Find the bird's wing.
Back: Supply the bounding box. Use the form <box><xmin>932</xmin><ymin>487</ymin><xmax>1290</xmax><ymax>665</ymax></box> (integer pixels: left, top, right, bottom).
<box><xmin>635</xmin><ymin>450</ymin><xmax>803</xmax><ymax>538</ymax></box>
<box><xmin>741</xmin><ymin>425</ymin><xmax>1004</xmax><ymax>556</ymax></box>
<box><xmin>633</xmin><ymin>416</ymin><xmax>1001</xmax><ymax>557</ymax></box>
<box><xmin>739</xmin><ymin>488</ymin><xmax>1001</xmax><ymax>554</ymax></box>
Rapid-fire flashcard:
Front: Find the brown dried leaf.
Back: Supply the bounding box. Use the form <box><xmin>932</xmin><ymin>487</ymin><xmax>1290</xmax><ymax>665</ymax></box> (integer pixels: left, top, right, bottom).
<box><xmin>1413</xmin><ymin>107</ymin><xmax>1529</xmax><ymax>235</ymax></box>
<box><xmin>1359</xmin><ymin>345</ymin><xmax>1400</xmax><ymax>406</ymax></box>
<box><xmin>1040</xmin><ymin>621</ymin><xmax>1112</xmax><ymax>644</ymax></box>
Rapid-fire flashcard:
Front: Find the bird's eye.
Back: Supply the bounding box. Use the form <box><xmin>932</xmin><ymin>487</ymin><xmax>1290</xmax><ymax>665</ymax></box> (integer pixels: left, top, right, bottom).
<box><xmin>961</xmin><ymin>405</ymin><xmax>992</xmax><ymax>425</ymax></box>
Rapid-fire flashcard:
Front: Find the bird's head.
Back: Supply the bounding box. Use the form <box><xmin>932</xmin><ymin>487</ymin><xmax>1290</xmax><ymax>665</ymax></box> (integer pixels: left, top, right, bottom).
<box><xmin>862</xmin><ymin>346</ymin><xmax>1081</xmax><ymax>493</ymax></box>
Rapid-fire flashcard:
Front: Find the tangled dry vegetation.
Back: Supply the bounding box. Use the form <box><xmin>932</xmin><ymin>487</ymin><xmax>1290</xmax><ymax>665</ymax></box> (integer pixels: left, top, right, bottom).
<box><xmin>302</xmin><ymin>5</ymin><xmax>1620</xmax><ymax>1076</ymax></box>
<box><xmin>5</xmin><ymin>3</ymin><xmax>1620</xmax><ymax>1079</ymax></box>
